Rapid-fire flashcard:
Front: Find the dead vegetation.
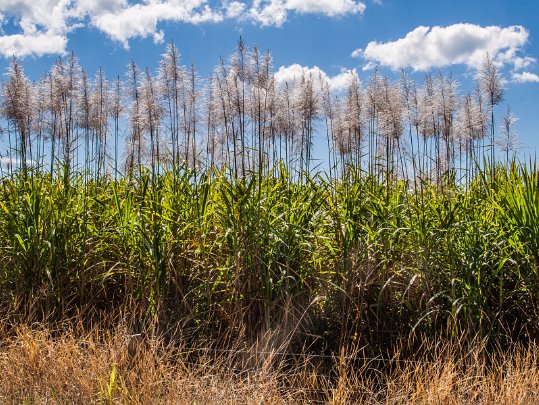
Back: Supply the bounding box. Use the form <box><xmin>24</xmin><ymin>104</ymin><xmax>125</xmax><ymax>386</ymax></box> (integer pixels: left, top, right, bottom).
<box><xmin>1</xmin><ymin>322</ymin><xmax>538</xmax><ymax>404</ymax></box>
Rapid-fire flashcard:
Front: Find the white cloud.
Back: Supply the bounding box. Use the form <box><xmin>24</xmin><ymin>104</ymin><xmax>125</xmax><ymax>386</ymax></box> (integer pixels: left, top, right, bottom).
<box><xmin>512</xmin><ymin>71</ymin><xmax>539</xmax><ymax>83</ymax></box>
<box><xmin>275</xmin><ymin>63</ymin><xmax>358</xmax><ymax>91</ymax></box>
<box><xmin>0</xmin><ymin>0</ymin><xmax>368</xmax><ymax>57</ymax></box>
<box><xmin>91</xmin><ymin>2</ymin><xmax>224</xmax><ymax>48</ymax></box>
<box><xmin>224</xmin><ymin>1</ymin><xmax>246</xmax><ymax>18</ymax></box>
<box><xmin>0</xmin><ymin>0</ymin><xmax>222</xmax><ymax>54</ymax></box>
<box><xmin>513</xmin><ymin>56</ymin><xmax>536</xmax><ymax>70</ymax></box>
<box><xmin>0</xmin><ymin>0</ymin><xmax>74</xmax><ymax>57</ymax></box>
<box><xmin>350</xmin><ymin>48</ymin><xmax>362</xmax><ymax>58</ymax></box>
<box><xmin>0</xmin><ymin>30</ymin><xmax>67</xmax><ymax>57</ymax></box>
<box><xmin>353</xmin><ymin>24</ymin><xmax>531</xmax><ymax>72</ymax></box>
<box><xmin>248</xmin><ymin>0</ymin><xmax>366</xmax><ymax>26</ymax></box>
<box><xmin>74</xmin><ymin>0</ymin><xmax>127</xmax><ymax>14</ymax></box>
<box><xmin>275</xmin><ymin>63</ymin><xmax>324</xmax><ymax>86</ymax></box>
<box><xmin>285</xmin><ymin>0</ymin><xmax>366</xmax><ymax>16</ymax></box>
<box><xmin>327</xmin><ymin>68</ymin><xmax>359</xmax><ymax>91</ymax></box>
<box><xmin>88</xmin><ymin>0</ymin><xmax>226</xmax><ymax>48</ymax></box>
<box><xmin>0</xmin><ymin>0</ymin><xmax>71</xmax><ymax>32</ymax></box>
<box><xmin>247</xmin><ymin>0</ymin><xmax>288</xmax><ymax>26</ymax></box>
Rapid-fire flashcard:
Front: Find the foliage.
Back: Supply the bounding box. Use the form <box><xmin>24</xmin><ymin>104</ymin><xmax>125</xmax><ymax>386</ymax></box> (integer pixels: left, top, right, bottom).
<box><xmin>0</xmin><ymin>161</ymin><xmax>538</xmax><ymax>350</ymax></box>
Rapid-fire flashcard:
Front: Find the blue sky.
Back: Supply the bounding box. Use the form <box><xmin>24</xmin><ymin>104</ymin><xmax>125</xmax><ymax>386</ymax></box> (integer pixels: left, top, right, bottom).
<box><xmin>0</xmin><ymin>0</ymin><xmax>538</xmax><ymax>158</ymax></box>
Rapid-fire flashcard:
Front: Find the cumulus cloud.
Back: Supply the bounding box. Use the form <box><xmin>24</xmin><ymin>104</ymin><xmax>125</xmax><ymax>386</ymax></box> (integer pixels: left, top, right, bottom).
<box><xmin>224</xmin><ymin>1</ymin><xmax>246</xmax><ymax>18</ymax></box>
<box><xmin>247</xmin><ymin>0</ymin><xmax>288</xmax><ymax>26</ymax></box>
<box><xmin>74</xmin><ymin>0</ymin><xmax>128</xmax><ymax>14</ymax></box>
<box><xmin>0</xmin><ymin>30</ymin><xmax>67</xmax><ymax>57</ymax></box>
<box><xmin>0</xmin><ymin>0</ymin><xmax>75</xmax><ymax>57</ymax></box>
<box><xmin>285</xmin><ymin>0</ymin><xmax>365</xmax><ymax>16</ymax></box>
<box><xmin>275</xmin><ymin>63</ymin><xmax>358</xmax><ymax>92</ymax></box>
<box><xmin>328</xmin><ymin>68</ymin><xmax>359</xmax><ymax>90</ymax></box>
<box><xmin>512</xmin><ymin>71</ymin><xmax>539</xmax><ymax>83</ymax></box>
<box><xmin>0</xmin><ymin>0</ymin><xmax>368</xmax><ymax>57</ymax></box>
<box><xmin>353</xmin><ymin>24</ymin><xmax>532</xmax><ymax>72</ymax></box>
<box><xmin>91</xmin><ymin>1</ymin><xmax>223</xmax><ymax>48</ymax></box>
<box><xmin>248</xmin><ymin>0</ymin><xmax>366</xmax><ymax>26</ymax></box>
<box><xmin>0</xmin><ymin>0</ymin><xmax>71</xmax><ymax>33</ymax></box>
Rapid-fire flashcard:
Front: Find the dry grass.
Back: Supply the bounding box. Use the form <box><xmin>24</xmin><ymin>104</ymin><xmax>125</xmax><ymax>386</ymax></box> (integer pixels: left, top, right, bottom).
<box><xmin>1</xmin><ymin>324</ymin><xmax>539</xmax><ymax>404</ymax></box>
<box><xmin>0</xmin><ymin>323</ymin><xmax>320</xmax><ymax>404</ymax></box>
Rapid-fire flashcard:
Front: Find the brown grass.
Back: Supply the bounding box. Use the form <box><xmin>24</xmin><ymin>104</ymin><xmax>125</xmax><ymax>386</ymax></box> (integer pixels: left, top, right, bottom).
<box><xmin>1</xmin><ymin>323</ymin><xmax>538</xmax><ymax>404</ymax></box>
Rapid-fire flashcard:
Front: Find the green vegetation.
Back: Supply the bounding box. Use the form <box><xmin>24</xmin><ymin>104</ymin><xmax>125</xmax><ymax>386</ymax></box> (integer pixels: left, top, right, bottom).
<box><xmin>0</xmin><ymin>40</ymin><xmax>535</xmax><ymax>362</ymax></box>
<box><xmin>1</xmin><ymin>161</ymin><xmax>538</xmax><ymax>353</ymax></box>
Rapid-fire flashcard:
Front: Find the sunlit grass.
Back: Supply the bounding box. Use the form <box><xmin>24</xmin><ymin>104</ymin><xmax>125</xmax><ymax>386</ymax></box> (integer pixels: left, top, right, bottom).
<box><xmin>1</xmin><ymin>161</ymin><xmax>537</xmax><ymax>349</ymax></box>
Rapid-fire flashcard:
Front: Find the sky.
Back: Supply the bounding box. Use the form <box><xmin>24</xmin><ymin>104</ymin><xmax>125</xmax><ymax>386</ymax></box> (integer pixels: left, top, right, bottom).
<box><xmin>0</xmin><ymin>0</ymin><xmax>538</xmax><ymax>159</ymax></box>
